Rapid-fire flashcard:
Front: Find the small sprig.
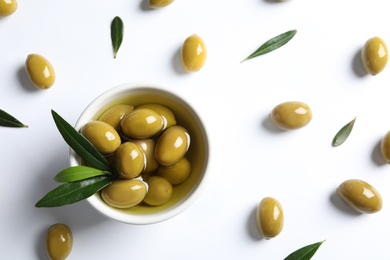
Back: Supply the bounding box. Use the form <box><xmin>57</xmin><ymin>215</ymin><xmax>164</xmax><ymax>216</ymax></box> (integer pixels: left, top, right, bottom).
<box><xmin>241</xmin><ymin>29</ymin><xmax>297</xmax><ymax>63</ymax></box>
<box><xmin>35</xmin><ymin>110</ymin><xmax>116</xmax><ymax>208</ymax></box>
<box><xmin>111</xmin><ymin>16</ymin><xmax>124</xmax><ymax>59</ymax></box>
<box><xmin>0</xmin><ymin>109</ymin><xmax>28</xmax><ymax>128</ymax></box>
<box><xmin>284</xmin><ymin>240</ymin><xmax>325</xmax><ymax>260</ymax></box>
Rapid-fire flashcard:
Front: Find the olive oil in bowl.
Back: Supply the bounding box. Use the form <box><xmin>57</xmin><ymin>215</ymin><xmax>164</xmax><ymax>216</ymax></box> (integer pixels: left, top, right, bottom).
<box><xmin>71</xmin><ymin>84</ymin><xmax>209</xmax><ymax>224</ymax></box>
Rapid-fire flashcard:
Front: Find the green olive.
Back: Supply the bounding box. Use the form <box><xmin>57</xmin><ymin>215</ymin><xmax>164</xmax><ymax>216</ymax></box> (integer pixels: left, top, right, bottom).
<box><xmin>144</xmin><ymin>176</ymin><xmax>173</xmax><ymax>206</ymax></box>
<box><xmin>181</xmin><ymin>34</ymin><xmax>207</xmax><ymax>72</ymax></box>
<box><xmin>25</xmin><ymin>54</ymin><xmax>56</xmax><ymax>90</ymax></box>
<box><xmin>270</xmin><ymin>101</ymin><xmax>312</xmax><ymax>130</ymax></box>
<box><xmin>135</xmin><ymin>103</ymin><xmax>177</xmax><ymax>130</ymax></box>
<box><xmin>337</xmin><ymin>179</ymin><xmax>382</xmax><ymax>214</ymax></box>
<box><xmin>133</xmin><ymin>139</ymin><xmax>159</xmax><ymax>174</ymax></box>
<box><xmin>256</xmin><ymin>197</ymin><xmax>284</xmax><ymax>239</ymax></box>
<box><xmin>80</xmin><ymin>121</ymin><xmax>121</xmax><ymax>155</ymax></box>
<box><xmin>115</xmin><ymin>142</ymin><xmax>145</xmax><ymax>178</ymax></box>
<box><xmin>0</xmin><ymin>0</ymin><xmax>17</xmax><ymax>16</ymax></box>
<box><xmin>101</xmin><ymin>179</ymin><xmax>147</xmax><ymax>208</ymax></box>
<box><xmin>148</xmin><ymin>0</ymin><xmax>174</xmax><ymax>8</ymax></box>
<box><xmin>381</xmin><ymin>130</ymin><xmax>390</xmax><ymax>163</ymax></box>
<box><xmin>157</xmin><ymin>157</ymin><xmax>191</xmax><ymax>185</ymax></box>
<box><xmin>98</xmin><ymin>104</ymin><xmax>134</xmax><ymax>129</ymax></box>
<box><xmin>45</xmin><ymin>223</ymin><xmax>73</xmax><ymax>260</ymax></box>
<box><xmin>361</xmin><ymin>36</ymin><xmax>388</xmax><ymax>76</ymax></box>
<box><xmin>155</xmin><ymin>125</ymin><xmax>190</xmax><ymax>166</ymax></box>
<box><xmin>120</xmin><ymin>108</ymin><xmax>164</xmax><ymax>139</ymax></box>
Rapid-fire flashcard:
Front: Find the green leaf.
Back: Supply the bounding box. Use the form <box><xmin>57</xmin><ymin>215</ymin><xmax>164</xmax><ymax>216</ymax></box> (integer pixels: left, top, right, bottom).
<box><xmin>35</xmin><ymin>175</ymin><xmax>112</xmax><ymax>207</ymax></box>
<box><xmin>51</xmin><ymin>110</ymin><xmax>113</xmax><ymax>172</ymax></box>
<box><xmin>0</xmin><ymin>109</ymin><xmax>28</xmax><ymax>128</ymax></box>
<box><xmin>111</xmin><ymin>16</ymin><xmax>124</xmax><ymax>59</ymax></box>
<box><xmin>241</xmin><ymin>29</ymin><xmax>297</xmax><ymax>62</ymax></box>
<box><xmin>284</xmin><ymin>240</ymin><xmax>325</xmax><ymax>260</ymax></box>
<box><xmin>332</xmin><ymin>117</ymin><xmax>356</xmax><ymax>147</ymax></box>
<box><xmin>54</xmin><ymin>165</ymin><xmax>111</xmax><ymax>183</ymax></box>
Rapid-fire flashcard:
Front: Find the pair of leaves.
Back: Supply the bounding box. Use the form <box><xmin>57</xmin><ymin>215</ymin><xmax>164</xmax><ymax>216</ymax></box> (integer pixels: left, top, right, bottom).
<box><xmin>0</xmin><ymin>109</ymin><xmax>28</xmax><ymax>128</ymax></box>
<box><xmin>284</xmin><ymin>240</ymin><xmax>325</xmax><ymax>260</ymax></box>
<box><xmin>111</xmin><ymin>16</ymin><xmax>124</xmax><ymax>59</ymax></box>
<box><xmin>35</xmin><ymin>110</ymin><xmax>116</xmax><ymax>208</ymax></box>
<box><xmin>242</xmin><ymin>29</ymin><xmax>297</xmax><ymax>62</ymax></box>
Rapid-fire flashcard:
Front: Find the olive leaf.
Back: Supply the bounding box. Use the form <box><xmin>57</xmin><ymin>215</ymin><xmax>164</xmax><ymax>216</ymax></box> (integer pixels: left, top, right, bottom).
<box><xmin>241</xmin><ymin>29</ymin><xmax>297</xmax><ymax>63</ymax></box>
<box><xmin>284</xmin><ymin>240</ymin><xmax>325</xmax><ymax>260</ymax></box>
<box><xmin>54</xmin><ymin>166</ymin><xmax>112</xmax><ymax>183</ymax></box>
<box><xmin>0</xmin><ymin>109</ymin><xmax>28</xmax><ymax>128</ymax></box>
<box><xmin>35</xmin><ymin>176</ymin><xmax>113</xmax><ymax>207</ymax></box>
<box><xmin>111</xmin><ymin>16</ymin><xmax>124</xmax><ymax>59</ymax></box>
<box><xmin>35</xmin><ymin>111</ymin><xmax>116</xmax><ymax>208</ymax></box>
<box><xmin>332</xmin><ymin>117</ymin><xmax>356</xmax><ymax>147</ymax></box>
<box><xmin>51</xmin><ymin>110</ymin><xmax>113</xmax><ymax>172</ymax></box>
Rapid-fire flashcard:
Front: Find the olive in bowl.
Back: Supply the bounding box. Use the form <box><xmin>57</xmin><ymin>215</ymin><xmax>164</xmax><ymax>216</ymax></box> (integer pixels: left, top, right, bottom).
<box><xmin>70</xmin><ymin>83</ymin><xmax>209</xmax><ymax>224</ymax></box>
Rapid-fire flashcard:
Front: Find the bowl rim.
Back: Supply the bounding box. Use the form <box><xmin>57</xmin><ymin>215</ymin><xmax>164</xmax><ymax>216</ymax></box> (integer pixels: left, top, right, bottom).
<box><xmin>69</xmin><ymin>82</ymin><xmax>210</xmax><ymax>224</ymax></box>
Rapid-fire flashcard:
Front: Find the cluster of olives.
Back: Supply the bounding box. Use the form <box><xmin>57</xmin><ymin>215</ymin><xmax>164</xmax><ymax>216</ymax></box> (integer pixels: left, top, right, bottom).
<box><xmin>262</xmin><ymin>98</ymin><xmax>387</xmax><ymax>239</ymax></box>
<box><xmin>256</xmin><ymin>176</ymin><xmax>384</xmax><ymax>240</ymax></box>
<box><xmin>80</xmin><ymin>103</ymin><xmax>191</xmax><ymax>209</ymax></box>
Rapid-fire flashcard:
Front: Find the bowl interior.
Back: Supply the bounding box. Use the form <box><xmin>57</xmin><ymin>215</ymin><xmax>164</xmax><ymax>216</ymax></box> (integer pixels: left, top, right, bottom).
<box><xmin>70</xmin><ymin>83</ymin><xmax>209</xmax><ymax>224</ymax></box>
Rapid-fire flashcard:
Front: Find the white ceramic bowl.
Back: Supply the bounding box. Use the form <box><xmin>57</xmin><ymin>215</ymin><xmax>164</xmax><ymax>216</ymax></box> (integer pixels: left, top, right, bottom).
<box><xmin>69</xmin><ymin>82</ymin><xmax>209</xmax><ymax>224</ymax></box>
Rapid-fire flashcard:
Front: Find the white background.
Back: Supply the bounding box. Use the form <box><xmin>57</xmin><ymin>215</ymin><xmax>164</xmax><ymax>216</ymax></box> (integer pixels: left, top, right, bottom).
<box><xmin>2</xmin><ymin>0</ymin><xmax>390</xmax><ymax>259</ymax></box>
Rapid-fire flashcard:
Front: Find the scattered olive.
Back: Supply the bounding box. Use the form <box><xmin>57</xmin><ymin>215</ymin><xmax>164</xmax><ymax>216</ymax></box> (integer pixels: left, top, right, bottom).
<box><xmin>115</xmin><ymin>142</ymin><xmax>146</xmax><ymax>178</ymax></box>
<box><xmin>120</xmin><ymin>108</ymin><xmax>164</xmax><ymax>139</ymax></box>
<box><xmin>98</xmin><ymin>104</ymin><xmax>134</xmax><ymax>129</ymax></box>
<box><xmin>80</xmin><ymin>121</ymin><xmax>121</xmax><ymax>155</ymax></box>
<box><xmin>0</xmin><ymin>0</ymin><xmax>18</xmax><ymax>17</ymax></box>
<box><xmin>25</xmin><ymin>54</ymin><xmax>56</xmax><ymax>90</ymax></box>
<box><xmin>135</xmin><ymin>103</ymin><xmax>177</xmax><ymax>130</ymax></box>
<box><xmin>144</xmin><ymin>176</ymin><xmax>173</xmax><ymax>206</ymax></box>
<box><xmin>361</xmin><ymin>36</ymin><xmax>388</xmax><ymax>76</ymax></box>
<box><xmin>133</xmin><ymin>139</ymin><xmax>159</xmax><ymax>174</ymax></box>
<box><xmin>381</xmin><ymin>130</ymin><xmax>390</xmax><ymax>163</ymax></box>
<box><xmin>337</xmin><ymin>179</ymin><xmax>382</xmax><ymax>214</ymax></box>
<box><xmin>269</xmin><ymin>101</ymin><xmax>312</xmax><ymax>130</ymax></box>
<box><xmin>45</xmin><ymin>223</ymin><xmax>73</xmax><ymax>260</ymax></box>
<box><xmin>157</xmin><ymin>157</ymin><xmax>191</xmax><ymax>185</ymax></box>
<box><xmin>256</xmin><ymin>197</ymin><xmax>284</xmax><ymax>239</ymax></box>
<box><xmin>101</xmin><ymin>179</ymin><xmax>147</xmax><ymax>208</ymax></box>
<box><xmin>181</xmin><ymin>34</ymin><xmax>207</xmax><ymax>72</ymax></box>
<box><xmin>148</xmin><ymin>0</ymin><xmax>174</xmax><ymax>8</ymax></box>
<box><xmin>155</xmin><ymin>125</ymin><xmax>190</xmax><ymax>166</ymax></box>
